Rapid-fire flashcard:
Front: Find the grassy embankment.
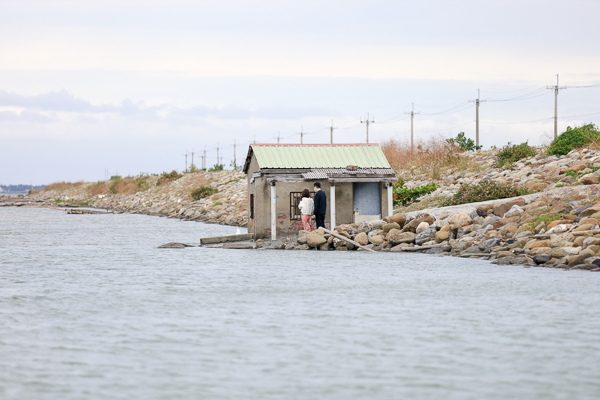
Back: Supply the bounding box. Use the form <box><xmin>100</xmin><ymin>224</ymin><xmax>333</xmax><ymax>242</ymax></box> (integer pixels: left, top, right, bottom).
<box><xmin>381</xmin><ymin>125</ymin><xmax>600</xmax><ymax>212</ymax></box>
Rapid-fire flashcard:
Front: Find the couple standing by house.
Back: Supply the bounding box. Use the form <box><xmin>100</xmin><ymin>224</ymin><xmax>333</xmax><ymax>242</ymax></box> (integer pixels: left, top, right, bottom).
<box><xmin>297</xmin><ymin>182</ymin><xmax>326</xmax><ymax>231</ymax></box>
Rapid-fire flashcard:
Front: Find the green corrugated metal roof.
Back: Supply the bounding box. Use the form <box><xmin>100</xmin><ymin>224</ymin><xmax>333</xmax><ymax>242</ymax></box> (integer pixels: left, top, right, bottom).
<box><xmin>250</xmin><ymin>144</ymin><xmax>392</xmax><ymax>169</ymax></box>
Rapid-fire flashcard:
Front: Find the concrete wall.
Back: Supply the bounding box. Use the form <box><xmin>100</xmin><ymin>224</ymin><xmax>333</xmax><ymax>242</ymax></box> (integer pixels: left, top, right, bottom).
<box><xmin>246</xmin><ymin>153</ymin><xmax>392</xmax><ymax>238</ymax></box>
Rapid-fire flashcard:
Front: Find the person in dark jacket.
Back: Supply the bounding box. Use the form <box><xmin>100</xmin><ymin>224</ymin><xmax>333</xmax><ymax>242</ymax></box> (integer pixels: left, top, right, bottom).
<box><xmin>313</xmin><ymin>182</ymin><xmax>327</xmax><ymax>229</ymax></box>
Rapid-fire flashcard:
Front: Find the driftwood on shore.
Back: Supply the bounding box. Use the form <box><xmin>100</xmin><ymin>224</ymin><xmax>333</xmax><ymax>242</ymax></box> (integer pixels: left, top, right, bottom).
<box><xmin>320</xmin><ymin>228</ymin><xmax>375</xmax><ymax>252</ymax></box>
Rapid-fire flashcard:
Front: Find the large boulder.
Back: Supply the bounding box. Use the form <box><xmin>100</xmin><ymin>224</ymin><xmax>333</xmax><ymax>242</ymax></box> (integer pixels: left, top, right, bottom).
<box><xmin>389</xmin><ymin>213</ymin><xmax>407</xmax><ymax>227</ymax></box>
<box><xmin>493</xmin><ymin>198</ymin><xmax>526</xmax><ymax>217</ymax></box>
<box><xmin>479</xmin><ymin>238</ymin><xmax>502</xmax><ymax>250</ymax></box>
<box><xmin>579</xmin><ymin>171</ymin><xmax>600</xmax><ymax>185</ymax></box>
<box><xmin>415</xmin><ymin>227</ymin><xmax>436</xmax><ymax>245</ymax></box>
<box><xmin>580</xmin><ymin>217</ymin><xmax>599</xmax><ymax>226</ymax></box>
<box><xmin>389</xmin><ymin>231</ymin><xmax>416</xmax><ymax>245</ymax></box>
<box><xmin>568</xmin><ymin>248</ymin><xmax>596</xmax><ymax>266</ymax></box>
<box><xmin>416</xmin><ymin>221</ymin><xmax>430</xmax><ymax>234</ymax></box>
<box><xmin>307</xmin><ymin>233</ymin><xmax>327</xmax><ymax>248</ymax></box>
<box><xmin>334</xmin><ymin>224</ymin><xmax>354</xmax><ymax>233</ymax></box>
<box><xmin>573</xmin><ymin>224</ymin><xmax>594</xmax><ymax>232</ymax></box>
<box><xmin>448</xmin><ymin>212</ymin><xmax>472</xmax><ymax>227</ymax></box>
<box><xmin>524</xmin><ymin>239</ymin><xmax>550</xmax><ymax>249</ymax></box>
<box><xmin>383</xmin><ymin>222</ymin><xmax>400</xmax><ymax>233</ymax></box>
<box><xmin>435</xmin><ymin>230</ymin><xmax>449</xmax><ymax>243</ymax></box>
<box><xmin>503</xmin><ymin>205</ymin><xmax>524</xmax><ymax>218</ymax></box>
<box><xmin>583</xmin><ymin>237</ymin><xmax>600</xmax><ymax>249</ymax></box>
<box><xmin>386</xmin><ymin>228</ymin><xmax>402</xmax><ymax>238</ymax></box>
<box><xmin>371</xmin><ymin>220</ymin><xmax>385</xmax><ymax>230</ymax></box>
<box><xmin>369</xmin><ymin>235</ymin><xmax>384</xmax><ymax>245</ymax></box>
<box><xmin>530</xmin><ymin>247</ymin><xmax>551</xmax><ymax>256</ymax></box>
<box><xmin>405</xmin><ymin>213</ymin><xmax>435</xmax><ymax>232</ymax></box>
<box><xmin>533</xmin><ymin>254</ymin><xmax>551</xmax><ymax>265</ymax></box>
<box><xmin>580</xmin><ymin>204</ymin><xmax>600</xmax><ymax>217</ymax></box>
<box><xmin>354</xmin><ymin>232</ymin><xmax>369</xmax><ymax>246</ymax></box>
<box><xmin>549</xmin><ymin>233</ymin><xmax>575</xmax><ymax>248</ymax></box>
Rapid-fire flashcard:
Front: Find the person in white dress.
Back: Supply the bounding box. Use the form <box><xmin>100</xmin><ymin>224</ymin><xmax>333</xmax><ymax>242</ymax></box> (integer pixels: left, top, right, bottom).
<box><xmin>298</xmin><ymin>189</ymin><xmax>314</xmax><ymax>231</ymax></box>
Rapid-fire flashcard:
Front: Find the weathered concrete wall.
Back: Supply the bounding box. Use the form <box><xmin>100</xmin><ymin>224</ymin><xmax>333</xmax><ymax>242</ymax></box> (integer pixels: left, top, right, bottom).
<box><xmin>381</xmin><ymin>182</ymin><xmax>391</xmax><ymax>219</ymax></box>
<box><xmin>246</xmin><ymin>155</ymin><xmax>261</xmax><ymax>236</ymax></box>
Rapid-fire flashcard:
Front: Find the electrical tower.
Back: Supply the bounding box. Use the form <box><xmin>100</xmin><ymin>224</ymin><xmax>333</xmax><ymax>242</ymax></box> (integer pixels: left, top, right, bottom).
<box><xmin>404</xmin><ymin>104</ymin><xmax>420</xmax><ymax>151</ymax></box>
<box><xmin>547</xmin><ymin>74</ymin><xmax>567</xmax><ymax>139</ymax></box>
<box><xmin>469</xmin><ymin>89</ymin><xmax>486</xmax><ymax>148</ymax></box>
<box><xmin>360</xmin><ymin>113</ymin><xmax>374</xmax><ymax>143</ymax></box>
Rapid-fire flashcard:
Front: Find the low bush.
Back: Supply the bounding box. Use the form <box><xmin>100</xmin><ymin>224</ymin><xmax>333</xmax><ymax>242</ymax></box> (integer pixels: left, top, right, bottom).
<box><xmin>191</xmin><ymin>185</ymin><xmax>218</xmax><ymax>200</ymax></box>
<box><xmin>392</xmin><ymin>179</ymin><xmax>438</xmax><ymax>206</ymax></box>
<box><xmin>547</xmin><ymin>123</ymin><xmax>600</xmax><ymax>156</ymax></box>
<box><xmin>157</xmin><ymin>170</ymin><xmax>183</xmax><ymax>186</ymax></box>
<box><xmin>496</xmin><ymin>142</ymin><xmax>536</xmax><ymax>168</ymax></box>
<box><xmin>446</xmin><ymin>132</ymin><xmax>482</xmax><ymax>152</ymax></box>
<box><xmin>441</xmin><ymin>179</ymin><xmax>531</xmax><ymax>206</ymax></box>
<box><xmin>208</xmin><ymin>164</ymin><xmax>224</xmax><ymax>172</ymax></box>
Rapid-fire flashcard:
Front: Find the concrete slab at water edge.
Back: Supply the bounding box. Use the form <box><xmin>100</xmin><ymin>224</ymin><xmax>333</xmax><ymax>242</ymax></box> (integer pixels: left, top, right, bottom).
<box><xmin>200</xmin><ymin>233</ymin><xmax>254</xmax><ymax>245</ymax></box>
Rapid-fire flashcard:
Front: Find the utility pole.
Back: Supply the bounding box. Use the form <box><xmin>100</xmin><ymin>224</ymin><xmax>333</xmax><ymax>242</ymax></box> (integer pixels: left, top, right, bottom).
<box><xmin>404</xmin><ymin>104</ymin><xmax>420</xmax><ymax>151</ymax></box>
<box><xmin>469</xmin><ymin>89</ymin><xmax>487</xmax><ymax>148</ymax></box>
<box><xmin>547</xmin><ymin>74</ymin><xmax>567</xmax><ymax>139</ymax></box>
<box><xmin>184</xmin><ymin>151</ymin><xmax>188</xmax><ymax>171</ymax></box>
<box><xmin>233</xmin><ymin>139</ymin><xmax>237</xmax><ymax>169</ymax></box>
<box><xmin>191</xmin><ymin>150</ymin><xmax>194</xmax><ymax>169</ymax></box>
<box><xmin>328</xmin><ymin>120</ymin><xmax>338</xmax><ymax>144</ymax></box>
<box><xmin>203</xmin><ymin>147</ymin><xmax>206</xmax><ymax>170</ymax></box>
<box><xmin>299</xmin><ymin>126</ymin><xmax>304</xmax><ymax>144</ymax></box>
<box><xmin>277</xmin><ymin>131</ymin><xmax>280</xmax><ymax>144</ymax></box>
<box><xmin>216</xmin><ymin>143</ymin><xmax>219</xmax><ymax>167</ymax></box>
<box><xmin>360</xmin><ymin>113</ymin><xmax>375</xmax><ymax>143</ymax></box>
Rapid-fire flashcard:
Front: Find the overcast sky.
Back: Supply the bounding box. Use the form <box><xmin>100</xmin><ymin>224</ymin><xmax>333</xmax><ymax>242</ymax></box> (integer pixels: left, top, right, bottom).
<box><xmin>1</xmin><ymin>0</ymin><xmax>599</xmax><ymax>184</ymax></box>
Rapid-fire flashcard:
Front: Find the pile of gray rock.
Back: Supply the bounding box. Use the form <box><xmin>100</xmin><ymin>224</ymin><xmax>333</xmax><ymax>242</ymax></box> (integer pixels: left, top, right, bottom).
<box><xmin>263</xmin><ymin>196</ymin><xmax>600</xmax><ymax>272</ymax></box>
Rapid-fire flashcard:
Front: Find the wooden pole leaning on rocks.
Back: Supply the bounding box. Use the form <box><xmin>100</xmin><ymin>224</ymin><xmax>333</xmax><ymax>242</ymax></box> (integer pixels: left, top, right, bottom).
<box><xmin>320</xmin><ymin>227</ymin><xmax>375</xmax><ymax>252</ymax></box>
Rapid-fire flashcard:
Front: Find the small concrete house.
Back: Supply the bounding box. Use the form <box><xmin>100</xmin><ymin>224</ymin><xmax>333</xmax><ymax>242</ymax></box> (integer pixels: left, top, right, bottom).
<box><xmin>243</xmin><ymin>144</ymin><xmax>398</xmax><ymax>239</ymax></box>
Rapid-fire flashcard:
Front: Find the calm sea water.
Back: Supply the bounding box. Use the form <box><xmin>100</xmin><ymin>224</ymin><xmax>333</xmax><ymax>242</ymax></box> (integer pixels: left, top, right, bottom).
<box><xmin>1</xmin><ymin>207</ymin><xmax>599</xmax><ymax>400</ymax></box>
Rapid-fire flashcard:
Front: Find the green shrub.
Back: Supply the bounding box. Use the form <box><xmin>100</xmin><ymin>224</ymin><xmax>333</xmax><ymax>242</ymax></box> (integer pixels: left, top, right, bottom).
<box><xmin>208</xmin><ymin>164</ymin><xmax>224</xmax><ymax>172</ymax></box>
<box><xmin>441</xmin><ymin>179</ymin><xmax>531</xmax><ymax>206</ymax></box>
<box><xmin>157</xmin><ymin>170</ymin><xmax>183</xmax><ymax>186</ymax></box>
<box><xmin>496</xmin><ymin>142</ymin><xmax>536</xmax><ymax>168</ymax></box>
<box><xmin>547</xmin><ymin>124</ymin><xmax>600</xmax><ymax>156</ymax></box>
<box><xmin>446</xmin><ymin>132</ymin><xmax>482</xmax><ymax>152</ymax></box>
<box><xmin>108</xmin><ymin>176</ymin><xmax>123</xmax><ymax>194</ymax></box>
<box><xmin>191</xmin><ymin>185</ymin><xmax>218</xmax><ymax>200</ymax></box>
<box><xmin>393</xmin><ymin>179</ymin><xmax>438</xmax><ymax>206</ymax></box>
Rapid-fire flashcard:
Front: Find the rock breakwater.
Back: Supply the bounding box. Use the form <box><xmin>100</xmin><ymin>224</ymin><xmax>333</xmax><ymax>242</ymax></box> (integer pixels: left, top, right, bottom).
<box><xmin>31</xmin><ymin>170</ymin><xmax>249</xmax><ymax>227</ymax></box>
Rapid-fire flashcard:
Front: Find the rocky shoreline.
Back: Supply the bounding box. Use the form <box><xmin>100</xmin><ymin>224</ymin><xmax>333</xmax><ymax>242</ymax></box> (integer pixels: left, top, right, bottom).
<box><xmin>26</xmin><ymin>169</ymin><xmax>249</xmax><ymax>227</ymax></box>
<box><xmin>250</xmin><ymin>190</ymin><xmax>600</xmax><ymax>272</ymax></box>
<box><xmin>13</xmin><ymin>145</ymin><xmax>600</xmax><ymax>271</ymax></box>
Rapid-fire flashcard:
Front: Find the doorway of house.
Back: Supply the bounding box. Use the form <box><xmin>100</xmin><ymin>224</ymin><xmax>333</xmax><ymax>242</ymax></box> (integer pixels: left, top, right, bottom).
<box><xmin>353</xmin><ymin>182</ymin><xmax>381</xmax><ymax>222</ymax></box>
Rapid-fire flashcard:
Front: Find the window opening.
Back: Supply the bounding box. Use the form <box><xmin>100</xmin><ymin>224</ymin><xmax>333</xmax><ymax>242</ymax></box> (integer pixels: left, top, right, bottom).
<box><xmin>290</xmin><ymin>191</ymin><xmax>315</xmax><ymax>220</ymax></box>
